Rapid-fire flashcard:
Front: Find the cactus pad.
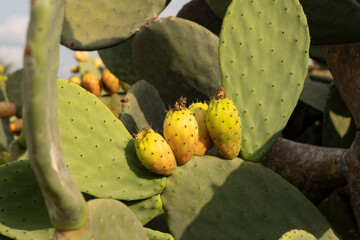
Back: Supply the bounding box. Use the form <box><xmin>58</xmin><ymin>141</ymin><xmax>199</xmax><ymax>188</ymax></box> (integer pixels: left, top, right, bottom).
<box><xmin>161</xmin><ymin>156</ymin><xmax>337</xmax><ymax>239</ymax></box>
<box><xmin>61</xmin><ymin>0</ymin><xmax>168</xmax><ymax>50</ymax></box>
<box><xmin>219</xmin><ymin>0</ymin><xmax>310</xmax><ymax>161</ymax></box>
<box><xmin>0</xmin><ymin>160</ymin><xmax>53</xmax><ymax>240</ymax></box>
<box><xmin>279</xmin><ymin>229</ymin><xmax>317</xmax><ymax>240</ymax></box>
<box><xmin>54</xmin><ymin>199</ymin><xmax>148</xmax><ymax>240</ymax></box>
<box><xmin>120</xmin><ymin>80</ymin><xmax>166</xmax><ymax>136</ymax></box>
<box><xmin>125</xmin><ymin>194</ymin><xmax>163</xmax><ymax>225</ymax></box>
<box><xmin>145</xmin><ymin>228</ymin><xmax>174</xmax><ymax>240</ymax></box>
<box><xmin>57</xmin><ymin>79</ymin><xmax>166</xmax><ymax>200</ymax></box>
<box><xmin>132</xmin><ymin>17</ymin><xmax>221</xmax><ymax>106</ymax></box>
<box><xmin>98</xmin><ymin>37</ymin><xmax>138</xmax><ymax>85</ymax></box>
<box><xmin>6</xmin><ymin>69</ymin><xmax>23</xmax><ymax>117</ymax></box>
<box><xmin>204</xmin><ymin>0</ymin><xmax>231</xmax><ymax>18</ymax></box>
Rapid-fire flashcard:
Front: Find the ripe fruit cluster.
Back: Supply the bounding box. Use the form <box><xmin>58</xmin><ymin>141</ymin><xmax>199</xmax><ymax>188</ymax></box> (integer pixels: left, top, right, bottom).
<box><xmin>134</xmin><ymin>86</ymin><xmax>242</xmax><ymax>176</ymax></box>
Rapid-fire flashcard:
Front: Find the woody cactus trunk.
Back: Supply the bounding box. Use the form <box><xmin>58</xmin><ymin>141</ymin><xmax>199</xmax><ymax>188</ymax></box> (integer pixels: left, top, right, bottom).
<box><xmin>0</xmin><ymin>0</ymin><xmax>359</xmax><ymax>239</ymax></box>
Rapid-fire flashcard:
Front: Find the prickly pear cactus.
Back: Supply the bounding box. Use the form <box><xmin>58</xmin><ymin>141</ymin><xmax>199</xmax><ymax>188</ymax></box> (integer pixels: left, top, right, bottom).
<box><xmin>219</xmin><ymin>0</ymin><xmax>310</xmax><ymax>161</ymax></box>
<box><xmin>61</xmin><ymin>0</ymin><xmax>169</xmax><ymax>50</ymax></box>
<box><xmin>163</xmin><ymin>97</ymin><xmax>198</xmax><ymax>165</ymax></box>
<box><xmin>6</xmin><ymin>69</ymin><xmax>23</xmax><ymax>117</ymax></box>
<box><xmin>135</xmin><ymin>128</ymin><xmax>177</xmax><ymax>176</ymax></box>
<box><xmin>57</xmin><ymin>79</ymin><xmax>166</xmax><ymax>201</ymax></box>
<box><xmin>161</xmin><ymin>156</ymin><xmax>338</xmax><ymax>240</ymax></box>
<box><xmin>132</xmin><ymin>17</ymin><xmax>221</xmax><ymax>106</ymax></box>
<box><xmin>145</xmin><ymin>228</ymin><xmax>174</xmax><ymax>240</ymax></box>
<box><xmin>125</xmin><ymin>194</ymin><xmax>163</xmax><ymax>225</ymax></box>
<box><xmin>279</xmin><ymin>230</ymin><xmax>317</xmax><ymax>240</ymax></box>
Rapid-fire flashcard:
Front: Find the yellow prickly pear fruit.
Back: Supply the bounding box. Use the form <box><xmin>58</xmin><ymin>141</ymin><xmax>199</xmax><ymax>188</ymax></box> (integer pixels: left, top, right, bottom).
<box><xmin>94</xmin><ymin>57</ymin><xmax>103</xmax><ymax>68</ymax></box>
<box><xmin>81</xmin><ymin>73</ymin><xmax>101</xmax><ymax>97</ymax></box>
<box><xmin>135</xmin><ymin>128</ymin><xmax>177</xmax><ymax>176</ymax></box>
<box><xmin>70</xmin><ymin>65</ymin><xmax>80</xmax><ymax>73</ymax></box>
<box><xmin>163</xmin><ymin>97</ymin><xmax>198</xmax><ymax>165</ymax></box>
<box><xmin>0</xmin><ymin>101</ymin><xmax>16</xmax><ymax>119</ymax></box>
<box><xmin>70</xmin><ymin>76</ymin><xmax>81</xmax><ymax>85</ymax></box>
<box><xmin>74</xmin><ymin>51</ymin><xmax>89</xmax><ymax>62</ymax></box>
<box><xmin>9</xmin><ymin>119</ymin><xmax>23</xmax><ymax>136</ymax></box>
<box><xmin>189</xmin><ymin>102</ymin><xmax>213</xmax><ymax>156</ymax></box>
<box><xmin>206</xmin><ymin>86</ymin><xmax>241</xmax><ymax>159</ymax></box>
<box><xmin>101</xmin><ymin>68</ymin><xmax>119</xmax><ymax>95</ymax></box>
<box><xmin>0</xmin><ymin>65</ymin><xmax>4</xmax><ymax>75</ymax></box>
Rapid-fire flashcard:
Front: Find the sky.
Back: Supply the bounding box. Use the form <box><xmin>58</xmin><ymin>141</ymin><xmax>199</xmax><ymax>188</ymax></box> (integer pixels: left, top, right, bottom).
<box><xmin>0</xmin><ymin>0</ymin><xmax>190</xmax><ymax>79</ymax></box>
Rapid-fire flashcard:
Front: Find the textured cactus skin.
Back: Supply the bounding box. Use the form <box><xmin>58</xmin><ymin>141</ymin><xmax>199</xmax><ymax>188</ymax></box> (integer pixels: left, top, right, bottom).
<box><xmin>61</xmin><ymin>0</ymin><xmax>168</xmax><ymax>50</ymax></box>
<box><xmin>0</xmin><ymin>160</ymin><xmax>53</xmax><ymax>240</ymax></box>
<box><xmin>125</xmin><ymin>194</ymin><xmax>163</xmax><ymax>225</ymax></box>
<box><xmin>279</xmin><ymin>229</ymin><xmax>317</xmax><ymax>240</ymax></box>
<box><xmin>53</xmin><ymin>199</ymin><xmax>149</xmax><ymax>240</ymax></box>
<box><xmin>161</xmin><ymin>156</ymin><xmax>338</xmax><ymax>240</ymax></box>
<box><xmin>57</xmin><ymin>79</ymin><xmax>166</xmax><ymax>201</ymax></box>
<box><xmin>145</xmin><ymin>228</ymin><xmax>174</xmax><ymax>240</ymax></box>
<box><xmin>135</xmin><ymin>129</ymin><xmax>177</xmax><ymax>176</ymax></box>
<box><xmin>22</xmin><ymin>0</ymin><xmax>88</xmax><ymax>230</ymax></box>
<box><xmin>163</xmin><ymin>108</ymin><xmax>198</xmax><ymax>165</ymax></box>
<box><xmin>132</xmin><ymin>17</ymin><xmax>221</xmax><ymax>106</ymax></box>
<box><xmin>189</xmin><ymin>102</ymin><xmax>212</xmax><ymax>156</ymax></box>
<box><xmin>206</xmin><ymin>97</ymin><xmax>241</xmax><ymax>159</ymax></box>
<box><xmin>6</xmin><ymin>69</ymin><xmax>23</xmax><ymax>117</ymax></box>
<box><xmin>219</xmin><ymin>0</ymin><xmax>310</xmax><ymax>161</ymax></box>
<box><xmin>98</xmin><ymin>37</ymin><xmax>138</xmax><ymax>85</ymax></box>
<box><xmin>120</xmin><ymin>80</ymin><xmax>166</xmax><ymax>136</ymax></box>
<box><xmin>177</xmin><ymin>0</ymin><xmax>222</xmax><ymax>35</ymax></box>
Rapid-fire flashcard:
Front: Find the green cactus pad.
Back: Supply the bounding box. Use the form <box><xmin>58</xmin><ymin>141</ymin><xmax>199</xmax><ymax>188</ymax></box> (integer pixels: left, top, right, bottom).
<box><xmin>0</xmin><ymin>160</ymin><xmax>53</xmax><ymax>240</ymax></box>
<box><xmin>204</xmin><ymin>0</ymin><xmax>231</xmax><ymax>18</ymax></box>
<box><xmin>323</xmin><ymin>84</ymin><xmax>356</xmax><ymax>148</ymax></box>
<box><xmin>177</xmin><ymin>0</ymin><xmax>222</xmax><ymax>35</ymax></box>
<box><xmin>54</xmin><ymin>199</ymin><xmax>148</xmax><ymax>240</ymax></box>
<box><xmin>161</xmin><ymin>156</ymin><xmax>337</xmax><ymax>239</ymax></box>
<box><xmin>124</xmin><ymin>194</ymin><xmax>163</xmax><ymax>225</ymax></box>
<box><xmin>120</xmin><ymin>80</ymin><xmax>166</xmax><ymax>136</ymax></box>
<box><xmin>219</xmin><ymin>0</ymin><xmax>310</xmax><ymax>161</ymax></box>
<box><xmin>8</xmin><ymin>138</ymin><xmax>28</xmax><ymax>161</ymax></box>
<box><xmin>145</xmin><ymin>228</ymin><xmax>174</xmax><ymax>240</ymax></box>
<box><xmin>6</xmin><ymin>69</ymin><xmax>23</xmax><ymax>117</ymax></box>
<box><xmin>300</xmin><ymin>76</ymin><xmax>331</xmax><ymax>112</ymax></box>
<box><xmin>57</xmin><ymin>79</ymin><xmax>166</xmax><ymax>200</ymax></box>
<box><xmin>0</xmin><ymin>89</ymin><xmax>12</xmax><ymax>151</ymax></box>
<box><xmin>279</xmin><ymin>229</ymin><xmax>317</xmax><ymax>240</ymax></box>
<box><xmin>98</xmin><ymin>93</ymin><xmax>124</xmax><ymax>118</ymax></box>
<box><xmin>61</xmin><ymin>0</ymin><xmax>168</xmax><ymax>50</ymax></box>
<box><xmin>132</xmin><ymin>17</ymin><xmax>221</xmax><ymax>106</ymax></box>
<box><xmin>98</xmin><ymin>37</ymin><xmax>139</xmax><ymax>85</ymax></box>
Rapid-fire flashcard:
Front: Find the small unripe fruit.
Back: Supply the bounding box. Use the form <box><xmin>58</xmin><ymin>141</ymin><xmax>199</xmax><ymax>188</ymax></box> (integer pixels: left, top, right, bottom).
<box><xmin>94</xmin><ymin>57</ymin><xmax>103</xmax><ymax>68</ymax></box>
<box><xmin>163</xmin><ymin>97</ymin><xmax>198</xmax><ymax>165</ymax></box>
<box><xmin>135</xmin><ymin>128</ymin><xmax>177</xmax><ymax>176</ymax></box>
<box><xmin>206</xmin><ymin>87</ymin><xmax>241</xmax><ymax>159</ymax></box>
<box><xmin>9</xmin><ymin>118</ymin><xmax>23</xmax><ymax>136</ymax></box>
<box><xmin>70</xmin><ymin>76</ymin><xmax>81</xmax><ymax>85</ymax></box>
<box><xmin>101</xmin><ymin>69</ymin><xmax>119</xmax><ymax>95</ymax></box>
<box><xmin>189</xmin><ymin>102</ymin><xmax>212</xmax><ymax>156</ymax></box>
<box><xmin>74</xmin><ymin>51</ymin><xmax>89</xmax><ymax>62</ymax></box>
<box><xmin>81</xmin><ymin>73</ymin><xmax>101</xmax><ymax>97</ymax></box>
<box><xmin>0</xmin><ymin>101</ymin><xmax>16</xmax><ymax>119</ymax></box>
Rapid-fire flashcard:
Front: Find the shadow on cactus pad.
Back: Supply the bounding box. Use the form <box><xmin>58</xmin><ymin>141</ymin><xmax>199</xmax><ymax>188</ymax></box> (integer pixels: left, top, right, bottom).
<box><xmin>57</xmin><ymin>79</ymin><xmax>166</xmax><ymax>201</ymax></box>
<box><xmin>161</xmin><ymin>156</ymin><xmax>338</xmax><ymax>240</ymax></box>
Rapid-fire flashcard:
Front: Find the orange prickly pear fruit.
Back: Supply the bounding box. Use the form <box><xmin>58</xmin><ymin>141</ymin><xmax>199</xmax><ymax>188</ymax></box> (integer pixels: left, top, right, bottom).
<box><xmin>163</xmin><ymin>97</ymin><xmax>198</xmax><ymax>165</ymax></box>
<box><xmin>9</xmin><ymin>118</ymin><xmax>23</xmax><ymax>136</ymax></box>
<box><xmin>0</xmin><ymin>101</ymin><xmax>16</xmax><ymax>119</ymax></box>
<box><xmin>74</xmin><ymin>51</ymin><xmax>89</xmax><ymax>62</ymax></box>
<box><xmin>135</xmin><ymin>128</ymin><xmax>177</xmax><ymax>176</ymax></box>
<box><xmin>189</xmin><ymin>102</ymin><xmax>213</xmax><ymax>156</ymax></box>
<box><xmin>206</xmin><ymin>86</ymin><xmax>241</xmax><ymax>159</ymax></box>
<box><xmin>81</xmin><ymin>73</ymin><xmax>101</xmax><ymax>97</ymax></box>
<box><xmin>101</xmin><ymin>68</ymin><xmax>119</xmax><ymax>95</ymax></box>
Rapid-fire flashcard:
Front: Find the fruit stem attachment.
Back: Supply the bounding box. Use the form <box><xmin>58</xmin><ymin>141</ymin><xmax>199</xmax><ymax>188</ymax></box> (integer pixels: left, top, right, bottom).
<box><xmin>214</xmin><ymin>86</ymin><xmax>226</xmax><ymax>100</ymax></box>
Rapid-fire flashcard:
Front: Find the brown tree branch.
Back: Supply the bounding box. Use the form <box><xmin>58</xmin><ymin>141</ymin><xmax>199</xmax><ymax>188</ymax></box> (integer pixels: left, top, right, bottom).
<box><xmin>262</xmin><ymin>137</ymin><xmax>346</xmax><ymax>204</ymax></box>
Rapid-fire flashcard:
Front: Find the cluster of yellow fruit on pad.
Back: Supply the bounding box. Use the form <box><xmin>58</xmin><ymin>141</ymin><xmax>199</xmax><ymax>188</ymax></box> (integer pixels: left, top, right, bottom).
<box><xmin>134</xmin><ymin>87</ymin><xmax>242</xmax><ymax>176</ymax></box>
